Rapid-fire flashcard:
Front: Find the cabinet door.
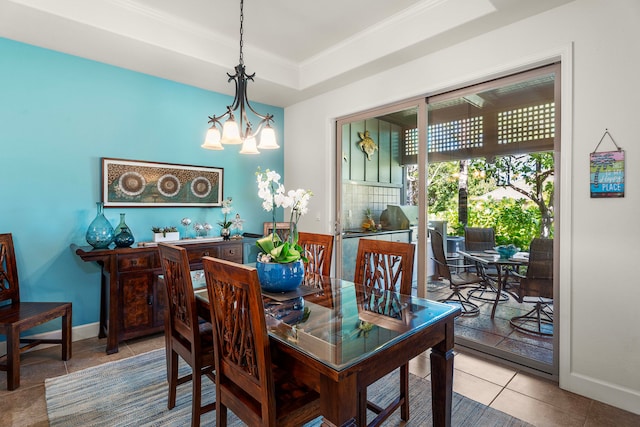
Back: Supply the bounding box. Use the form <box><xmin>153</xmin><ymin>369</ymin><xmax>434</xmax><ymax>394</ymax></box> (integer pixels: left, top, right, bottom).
<box><xmin>119</xmin><ymin>272</ymin><xmax>154</xmax><ymax>339</ymax></box>
<box><xmin>389</xmin><ymin>231</ymin><xmax>411</xmax><ymax>243</ymax></box>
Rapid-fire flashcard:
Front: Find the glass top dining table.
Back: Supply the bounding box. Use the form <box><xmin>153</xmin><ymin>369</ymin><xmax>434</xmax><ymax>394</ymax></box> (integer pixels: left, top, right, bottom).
<box><xmin>188</xmin><ymin>270</ymin><xmax>460</xmax><ymax>426</ymax></box>
<box><xmin>191</xmin><ymin>272</ymin><xmax>458</xmax><ymax>372</ymax></box>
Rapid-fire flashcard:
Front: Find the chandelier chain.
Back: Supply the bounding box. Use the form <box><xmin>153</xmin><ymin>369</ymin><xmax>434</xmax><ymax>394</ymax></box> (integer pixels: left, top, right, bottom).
<box><xmin>239</xmin><ymin>0</ymin><xmax>244</xmax><ymax>66</ymax></box>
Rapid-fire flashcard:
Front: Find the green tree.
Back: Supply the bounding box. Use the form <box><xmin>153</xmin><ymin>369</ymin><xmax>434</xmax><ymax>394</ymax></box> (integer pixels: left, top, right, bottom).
<box><xmin>467</xmin><ymin>198</ymin><xmax>540</xmax><ymax>249</ymax></box>
<box><xmin>483</xmin><ymin>152</ymin><xmax>554</xmax><ymax>238</ymax></box>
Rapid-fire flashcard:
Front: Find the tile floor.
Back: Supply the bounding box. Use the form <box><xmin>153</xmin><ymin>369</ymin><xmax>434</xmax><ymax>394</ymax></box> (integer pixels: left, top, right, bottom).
<box><xmin>1</xmin><ymin>333</ymin><xmax>639</xmax><ymax>426</ymax></box>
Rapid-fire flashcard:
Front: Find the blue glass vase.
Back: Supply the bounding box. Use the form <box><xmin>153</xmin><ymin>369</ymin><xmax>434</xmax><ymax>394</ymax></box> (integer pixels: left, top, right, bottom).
<box><xmin>114</xmin><ymin>213</ymin><xmax>135</xmax><ymax>248</ymax></box>
<box><xmin>256</xmin><ymin>259</ymin><xmax>305</xmax><ymax>293</ymax></box>
<box><xmin>86</xmin><ymin>202</ymin><xmax>114</xmax><ymax>249</ymax></box>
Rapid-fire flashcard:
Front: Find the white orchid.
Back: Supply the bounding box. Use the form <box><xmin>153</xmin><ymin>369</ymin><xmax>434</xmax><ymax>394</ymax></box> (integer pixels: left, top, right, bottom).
<box><xmin>218</xmin><ymin>197</ymin><xmax>233</xmax><ymax>228</ymax></box>
<box><xmin>255</xmin><ymin>168</ymin><xmax>313</xmax><ymax>263</ymax></box>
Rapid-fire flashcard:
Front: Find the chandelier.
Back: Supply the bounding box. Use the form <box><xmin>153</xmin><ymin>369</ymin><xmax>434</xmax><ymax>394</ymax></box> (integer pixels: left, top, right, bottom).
<box><xmin>201</xmin><ymin>0</ymin><xmax>279</xmax><ymax>154</ymax></box>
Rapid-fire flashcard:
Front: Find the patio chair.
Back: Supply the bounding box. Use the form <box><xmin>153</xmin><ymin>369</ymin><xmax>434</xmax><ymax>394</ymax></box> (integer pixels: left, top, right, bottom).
<box><xmin>464</xmin><ymin>227</ymin><xmax>509</xmax><ymax>303</ymax></box>
<box><xmin>430</xmin><ymin>230</ymin><xmax>481</xmax><ymax>316</ymax></box>
<box><xmin>158</xmin><ymin>243</ymin><xmax>215</xmax><ymax>427</ymax></box>
<box><xmin>354</xmin><ymin>238</ymin><xmax>415</xmax><ymax>426</ymax></box>
<box><xmin>509</xmin><ymin>238</ymin><xmax>554</xmax><ymax>336</ymax></box>
<box><xmin>202</xmin><ymin>257</ymin><xmax>321</xmax><ymax>426</ymax></box>
<box><xmin>0</xmin><ymin>233</ymin><xmax>72</xmax><ymax>390</ymax></box>
<box><xmin>464</xmin><ymin>227</ymin><xmax>496</xmax><ymax>252</ymax></box>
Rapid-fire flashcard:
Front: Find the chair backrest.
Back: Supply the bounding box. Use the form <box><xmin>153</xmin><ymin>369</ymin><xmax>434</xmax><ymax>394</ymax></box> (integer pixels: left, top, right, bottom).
<box><xmin>263</xmin><ymin>222</ymin><xmax>291</xmax><ymax>241</ymax></box>
<box><xmin>0</xmin><ymin>233</ymin><xmax>20</xmax><ymax>304</ymax></box>
<box><xmin>297</xmin><ymin>232</ymin><xmax>334</xmax><ymax>278</ymax></box>
<box><xmin>202</xmin><ymin>256</ymin><xmax>276</xmax><ymax>426</ymax></box>
<box><xmin>429</xmin><ymin>230</ymin><xmax>452</xmax><ymax>282</ymax></box>
<box><xmin>158</xmin><ymin>243</ymin><xmax>202</xmax><ymax>353</ymax></box>
<box><xmin>464</xmin><ymin>227</ymin><xmax>496</xmax><ymax>252</ymax></box>
<box><xmin>520</xmin><ymin>238</ymin><xmax>554</xmax><ymax>299</ymax></box>
<box><xmin>354</xmin><ymin>238</ymin><xmax>415</xmax><ymax>295</ymax></box>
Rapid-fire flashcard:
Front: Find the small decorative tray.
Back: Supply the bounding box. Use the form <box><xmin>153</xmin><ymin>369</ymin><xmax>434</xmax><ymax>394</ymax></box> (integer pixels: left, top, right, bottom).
<box><xmin>137</xmin><ymin>236</ymin><xmax>225</xmax><ymax>247</ymax></box>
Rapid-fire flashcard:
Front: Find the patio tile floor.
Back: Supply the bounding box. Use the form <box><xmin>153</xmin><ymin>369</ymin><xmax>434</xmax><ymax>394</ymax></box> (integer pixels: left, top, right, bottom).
<box><xmin>419</xmin><ymin>280</ymin><xmax>555</xmax><ymax>368</ymax></box>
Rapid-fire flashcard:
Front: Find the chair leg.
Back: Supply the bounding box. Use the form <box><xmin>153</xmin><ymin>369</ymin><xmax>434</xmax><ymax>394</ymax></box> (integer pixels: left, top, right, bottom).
<box><xmin>438</xmin><ymin>289</ymin><xmax>480</xmax><ymax>316</ymax></box>
<box><xmin>509</xmin><ymin>301</ymin><xmax>553</xmax><ymax>336</ymax></box>
<box><xmin>168</xmin><ymin>351</ymin><xmax>178</xmax><ymax>409</ymax></box>
<box><xmin>191</xmin><ymin>363</ymin><xmax>202</xmax><ymax>427</ymax></box>
<box><xmin>467</xmin><ymin>284</ymin><xmax>509</xmax><ymax>302</ymax></box>
<box><xmin>6</xmin><ymin>327</ymin><xmax>20</xmax><ymax>391</ymax></box>
<box><xmin>217</xmin><ymin>402</ymin><xmax>227</xmax><ymax>427</ymax></box>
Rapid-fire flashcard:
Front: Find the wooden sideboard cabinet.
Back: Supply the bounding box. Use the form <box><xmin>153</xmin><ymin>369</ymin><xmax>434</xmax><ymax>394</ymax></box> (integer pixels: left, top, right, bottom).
<box><xmin>72</xmin><ymin>239</ymin><xmax>242</xmax><ymax>354</ymax></box>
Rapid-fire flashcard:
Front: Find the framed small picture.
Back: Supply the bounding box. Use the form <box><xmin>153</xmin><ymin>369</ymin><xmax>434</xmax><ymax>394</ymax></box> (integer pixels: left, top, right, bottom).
<box><xmin>590</xmin><ymin>150</ymin><xmax>625</xmax><ymax>198</ymax></box>
<box><xmin>102</xmin><ymin>158</ymin><xmax>223</xmax><ymax>207</ymax></box>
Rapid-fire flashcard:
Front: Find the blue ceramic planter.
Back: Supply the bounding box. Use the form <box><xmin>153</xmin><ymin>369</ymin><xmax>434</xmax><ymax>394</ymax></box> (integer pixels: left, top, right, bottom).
<box><xmin>256</xmin><ymin>259</ymin><xmax>305</xmax><ymax>293</ymax></box>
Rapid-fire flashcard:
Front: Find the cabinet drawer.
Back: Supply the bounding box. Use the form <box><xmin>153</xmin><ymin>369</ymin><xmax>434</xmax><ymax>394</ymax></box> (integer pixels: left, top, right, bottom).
<box><xmin>219</xmin><ymin>245</ymin><xmax>242</xmax><ymax>262</ymax></box>
<box><xmin>186</xmin><ymin>246</ymin><xmax>219</xmax><ymax>264</ymax></box>
<box><xmin>118</xmin><ymin>252</ymin><xmax>158</xmax><ymax>271</ymax></box>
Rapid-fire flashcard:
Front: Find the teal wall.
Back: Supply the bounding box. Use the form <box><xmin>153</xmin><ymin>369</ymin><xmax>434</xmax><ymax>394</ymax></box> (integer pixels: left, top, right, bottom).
<box><xmin>0</xmin><ymin>37</ymin><xmax>284</xmax><ymax>332</ymax></box>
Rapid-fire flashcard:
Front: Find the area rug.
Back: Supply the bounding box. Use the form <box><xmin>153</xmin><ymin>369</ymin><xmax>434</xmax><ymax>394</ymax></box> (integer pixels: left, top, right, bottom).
<box><xmin>45</xmin><ymin>349</ymin><xmax>531</xmax><ymax>426</ymax></box>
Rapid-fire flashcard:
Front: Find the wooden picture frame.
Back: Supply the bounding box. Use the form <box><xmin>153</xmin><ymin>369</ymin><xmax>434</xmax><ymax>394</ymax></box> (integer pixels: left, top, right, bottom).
<box><xmin>102</xmin><ymin>158</ymin><xmax>223</xmax><ymax>207</ymax></box>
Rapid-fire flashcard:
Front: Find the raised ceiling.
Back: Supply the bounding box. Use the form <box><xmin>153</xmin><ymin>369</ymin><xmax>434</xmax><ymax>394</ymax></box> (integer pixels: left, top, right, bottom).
<box><xmin>0</xmin><ymin>0</ymin><xmax>574</xmax><ymax>107</ymax></box>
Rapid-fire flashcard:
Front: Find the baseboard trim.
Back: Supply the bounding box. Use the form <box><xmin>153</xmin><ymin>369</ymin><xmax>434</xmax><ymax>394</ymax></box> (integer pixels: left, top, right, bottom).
<box><xmin>0</xmin><ymin>322</ymin><xmax>100</xmax><ymax>355</ymax></box>
<box><xmin>563</xmin><ymin>371</ymin><xmax>640</xmax><ymax>416</ymax></box>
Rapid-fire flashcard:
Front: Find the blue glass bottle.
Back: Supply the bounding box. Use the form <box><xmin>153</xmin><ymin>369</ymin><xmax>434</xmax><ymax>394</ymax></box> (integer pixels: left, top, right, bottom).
<box><xmin>114</xmin><ymin>213</ymin><xmax>135</xmax><ymax>248</ymax></box>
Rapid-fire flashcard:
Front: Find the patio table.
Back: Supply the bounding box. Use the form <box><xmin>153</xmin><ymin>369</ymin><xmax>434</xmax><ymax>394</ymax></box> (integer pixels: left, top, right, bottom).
<box><xmin>457</xmin><ymin>250</ymin><xmax>527</xmax><ymax>318</ymax></box>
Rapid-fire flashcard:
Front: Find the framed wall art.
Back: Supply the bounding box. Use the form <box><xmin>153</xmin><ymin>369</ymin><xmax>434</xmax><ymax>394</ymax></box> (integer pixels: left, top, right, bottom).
<box><xmin>102</xmin><ymin>158</ymin><xmax>223</xmax><ymax>207</ymax></box>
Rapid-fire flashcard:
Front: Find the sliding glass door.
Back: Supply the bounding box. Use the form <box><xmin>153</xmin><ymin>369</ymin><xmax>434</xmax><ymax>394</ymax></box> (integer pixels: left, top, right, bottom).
<box><xmin>425</xmin><ymin>64</ymin><xmax>559</xmax><ymax>376</ymax></box>
<box><xmin>335</xmin><ymin>63</ymin><xmax>560</xmax><ymax>377</ymax></box>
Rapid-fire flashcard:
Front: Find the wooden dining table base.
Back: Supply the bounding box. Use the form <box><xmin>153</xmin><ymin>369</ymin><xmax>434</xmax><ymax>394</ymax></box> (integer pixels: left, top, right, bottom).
<box><xmin>251</xmin><ymin>305</ymin><xmax>456</xmax><ymax>427</ymax></box>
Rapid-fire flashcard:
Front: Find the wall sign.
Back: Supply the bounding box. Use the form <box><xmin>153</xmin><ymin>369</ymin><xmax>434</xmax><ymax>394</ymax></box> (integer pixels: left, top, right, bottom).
<box><xmin>590</xmin><ymin>129</ymin><xmax>624</xmax><ymax>198</ymax></box>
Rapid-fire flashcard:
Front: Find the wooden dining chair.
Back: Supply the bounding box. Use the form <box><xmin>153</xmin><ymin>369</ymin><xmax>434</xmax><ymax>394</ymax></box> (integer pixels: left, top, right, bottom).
<box><xmin>297</xmin><ymin>231</ymin><xmax>334</xmax><ymax>279</ymax></box>
<box><xmin>263</xmin><ymin>221</ymin><xmax>291</xmax><ymax>241</ymax></box>
<box><xmin>509</xmin><ymin>238</ymin><xmax>554</xmax><ymax>335</ymax></box>
<box><xmin>202</xmin><ymin>256</ymin><xmax>321</xmax><ymax>427</ymax></box>
<box><xmin>430</xmin><ymin>230</ymin><xmax>481</xmax><ymax>315</ymax></box>
<box><xmin>158</xmin><ymin>243</ymin><xmax>215</xmax><ymax>427</ymax></box>
<box><xmin>0</xmin><ymin>233</ymin><xmax>72</xmax><ymax>391</ymax></box>
<box><xmin>353</xmin><ymin>238</ymin><xmax>415</xmax><ymax>427</ymax></box>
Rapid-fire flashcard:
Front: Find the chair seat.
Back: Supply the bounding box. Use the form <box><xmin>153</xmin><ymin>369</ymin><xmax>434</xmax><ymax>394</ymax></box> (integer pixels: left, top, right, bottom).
<box><xmin>224</xmin><ymin>364</ymin><xmax>321</xmax><ymax>426</ymax></box>
<box><xmin>272</xmin><ymin>365</ymin><xmax>320</xmax><ymax>411</ymax></box>
<box><xmin>0</xmin><ymin>302</ymin><xmax>72</xmax><ymax>390</ymax></box>
<box><xmin>450</xmin><ymin>271</ymin><xmax>482</xmax><ymax>287</ymax></box>
<box><xmin>0</xmin><ymin>302</ymin><xmax>71</xmax><ymax>326</ymax></box>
